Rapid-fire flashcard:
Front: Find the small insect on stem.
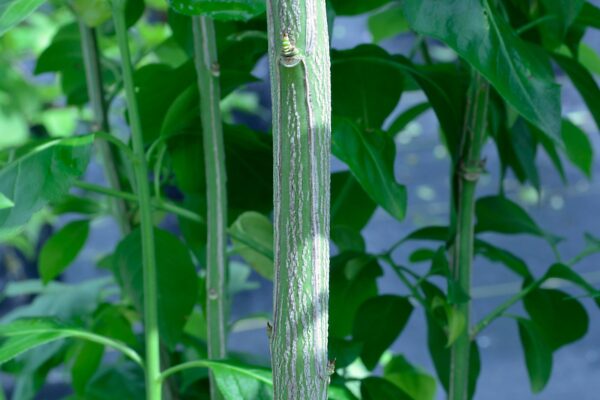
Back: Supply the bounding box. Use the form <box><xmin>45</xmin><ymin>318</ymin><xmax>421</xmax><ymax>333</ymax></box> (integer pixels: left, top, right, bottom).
<box><xmin>281</xmin><ymin>32</ymin><xmax>300</xmax><ymax>58</ymax></box>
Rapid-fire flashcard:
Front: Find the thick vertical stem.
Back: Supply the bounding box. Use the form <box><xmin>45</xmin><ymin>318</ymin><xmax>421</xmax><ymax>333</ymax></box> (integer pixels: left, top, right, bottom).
<box><xmin>112</xmin><ymin>4</ymin><xmax>161</xmax><ymax>400</ymax></box>
<box><xmin>78</xmin><ymin>21</ymin><xmax>131</xmax><ymax>235</ymax></box>
<box><xmin>266</xmin><ymin>1</ymin><xmax>331</xmax><ymax>399</ymax></box>
<box><xmin>192</xmin><ymin>16</ymin><xmax>228</xmax><ymax>400</ymax></box>
<box><xmin>449</xmin><ymin>74</ymin><xmax>489</xmax><ymax>400</ymax></box>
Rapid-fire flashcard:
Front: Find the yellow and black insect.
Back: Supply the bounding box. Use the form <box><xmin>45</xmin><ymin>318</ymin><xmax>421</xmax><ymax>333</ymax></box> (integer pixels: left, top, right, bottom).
<box><xmin>281</xmin><ymin>32</ymin><xmax>299</xmax><ymax>57</ymax></box>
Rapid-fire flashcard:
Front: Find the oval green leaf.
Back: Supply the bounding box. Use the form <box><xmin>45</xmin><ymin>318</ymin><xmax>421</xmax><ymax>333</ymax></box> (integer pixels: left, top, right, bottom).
<box><xmin>39</xmin><ymin>220</ymin><xmax>90</xmax><ymax>284</ymax></box>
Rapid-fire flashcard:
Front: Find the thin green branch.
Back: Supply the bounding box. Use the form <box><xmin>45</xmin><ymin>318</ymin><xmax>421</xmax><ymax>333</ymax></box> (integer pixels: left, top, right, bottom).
<box><xmin>78</xmin><ymin>21</ymin><xmax>131</xmax><ymax>234</ymax></box>
<box><xmin>193</xmin><ymin>15</ymin><xmax>228</xmax><ymax>400</ymax></box>
<box><xmin>112</xmin><ymin>3</ymin><xmax>161</xmax><ymax>399</ymax></box>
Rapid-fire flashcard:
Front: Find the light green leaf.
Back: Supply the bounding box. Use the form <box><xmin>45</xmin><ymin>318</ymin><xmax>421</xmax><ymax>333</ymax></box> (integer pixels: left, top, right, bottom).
<box><xmin>0</xmin><ymin>193</ymin><xmax>14</xmax><ymax>210</ymax></box>
<box><xmin>368</xmin><ymin>3</ymin><xmax>410</xmax><ymax>43</ymax></box>
<box><xmin>515</xmin><ymin>318</ymin><xmax>553</xmax><ymax>393</ymax></box>
<box><xmin>169</xmin><ymin>0</ymin><xmax>265</xmax><ymax>21</ymax></box>
<box><xmin>39</xmin><ymin>220</ymin><xmax>90</xmax><ymax>284</ymax></box>
<box><xmin>0</xmin><ymin>0</ymin><xmax>45</xmax><ymax>36</ymax></box>
<box><xmin>72</xmin><ymin>0</ymin><xmax>112</xmax><ymax>27</ymax></box>
<box><xmin>403</xmin><ymin>0</ymin><xmax>561</xmax><ymax>139</ymax></box>
<box><xmin>0</xmin><ymin>318</ymin><xmax>142</xmax><ymax>366</ymax></box>
<box><xmin>332</xmin><ymin>118</ymin><xmax>407</xmax><ymax>221</ymax></box>
<box><xmin>384</xmin><ymin>355</ymin><xmax>437</xmax><ymax>400</ymax></box>
<box><xmin>0</xmin><ymin>135</ymin><xmax>94</xmax><ymax>241</ymax></box>
<box><xmin>160</xmin><ymin>359</ymin><xmax>273</xmax><ymax>400</ymax></box>
<box><xmin>113</xmin><ymin>227</ymin><xmax>198</xmax><ymax>348</ymax></box>
<box><xmin>561</xmin><ymin>119</ymin><xmax>593</xmax><ymax>178</ymax></box>
<box><xmin>229</xmin><ymin>211</ymin><xmax>274</xmax><ymax>280</ymax></box>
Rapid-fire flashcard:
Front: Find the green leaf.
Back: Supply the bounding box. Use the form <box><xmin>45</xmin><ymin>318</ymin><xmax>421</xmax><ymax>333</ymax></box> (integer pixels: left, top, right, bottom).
<box><xmin>330</xmin><ymin>254</ymin><xmax>382</xmax><ymax>338</ymax></box>
<box><xmin>353</xmin><ymin>295</ymin><xmax>413</xmax><ymax>370</ymax></box>
<box><xmin>0</xmin><ymin>192</ymin><xmax>14</xmax><ymax>210</ymax></box>
<box><xmin>516</xmin><ymin>318</ymin><xmax>553</xmax><ymax>393</ymax></box>
<box><xmin>510</xmin><ymin>118</ymin><xmax>540</xmax><ymax>190</ymax></box>
<box><xmin>328</xmin><ymin>337</ymin><xmax>363</xmax><ymax>369</ymax></box>
<box><xmin>545</xmin><ymin>263</ymin><xmax>600</xmax><ymax>308</ymax></box>
<box><xmin>328</xmin><ymin>385</ymin><xmax>359</xmax><ymax>400</ymax></box>
<box><xmin>368</xmin><ymin>3</ymin><xmax>410</xmax><ymax>43</ymax></box>
<box><xmin>332</xmin><ymin>46</ymin><xmax>404</xmax><ymax>129</ymax></box>
<box><xmin>39</xmin><ymin>220</ymin><xmax>90</xmax><ymax>284</ymax></box>
<box><xmin>387</xmin><ymin>102</ymin><xmax>430</xmax><ymax>138</ymax></box>
<box><xmin>0</xmin><ymin>318</ymin><xmax>142</xmax><ymax>366</ymax></box>
<box><xmin>169</xmin><ymin>0</ymin><xmax>265</xmax><ymax>21</ymax></box>
<box><xmin>538</xmin><ymin>0</ymin><xmax>585</xmax><ymax>48</ymax></box>
<box><xmin>561</xmin><ymin>119</ymin><xmax>593</xmax><ymax>178</ymax></box>
<box><xmin>475</xmin><ymin>196</ymin><xmax>545</xmax><ymax>237</ymax></box>
<box><xmin>384</xmin><ymin>355</ymin><xmax>436</xmax><ymax>400</ymax></box>
<box><xmin>0</xmin><ymin>135</ymin><xmax>94</xmax><ymax>241</ymax></box>
<box><xmin>578</xmin><ymin>43</ymin><xmax>600</xmax><ymax>75</ymax></box>
<box><xmin>161</xmin><ymin>359</ymin><xmax>273</xmax><ymax>400</ymax></box>
<box><xmin>360</xmin><ymin>377</ymin><xmax>413</xmax><ymax>400</ymax></box>
<box><xmin>474</xmin><ymin>240</ymin><xmax>532</xmax><ymax>278</ymax></box>
<box><xmin>524</xmin><ymin>288</ymin><xmax>589</xmax><ymax>350</ymax></box>
<box><xmin>0</xmin><ymin>0</ymin><xmax>45</xmax><ymax>36</ymax></box>
<box><xmin>229</xmin><ymin>211</ymin><xmax>274</xmax><ymax>280</ymax></box>
<box><xmin>403</xmin><ymin>0</ymin><xmax>561</xmax><ymax>139</ymax></box>
<box><xmin>332</xmin><ymin>118</ymin><xmax>407</xmax><ymax>221</ymax></box>
<box><xmin>113</xmin><ymin>227</ymin><xmax>198</xmax><ymax>348</ymax></box>
<box><xmin>329</xmin><ymin>0</ymin><xmax>390</xmax><ymax>16</ymax></box>
<box><xmin>331</xmin><ymin>171</ymin><xmax>377</xmax><ymax>232</ymax></box>
<box><xmin>574</xmin><ymin>2</ymin><xmax>600</xmax><ymax>29</ymax></box>
<box><xmin>85</xmin><ymin>362</ymin><xmax>146</xmax><ymax>400</ymax></box>
<box><xmin>553</xmin><ymin>53</ymin><xmax>600</xmax><ymax>132</ymax></box>
<box><xmin>72</xmin><ymin>0</ymin><xmax>112</xmax><ymax>27</ymax></box>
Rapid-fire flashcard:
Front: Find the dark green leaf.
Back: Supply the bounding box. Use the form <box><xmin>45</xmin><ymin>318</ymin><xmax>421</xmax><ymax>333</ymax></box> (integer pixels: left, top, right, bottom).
<box><xmin>516</xmin><ymin>318</ymin><xmax>553</xmax><ymax>393</ymax></box>
<box><xmin>538</xmin><ymin>0</ymin><xmax>585</xmax><ymax>48</ymax></box>
<box><xmin>474</xmin><ymin>239</ymin><xmax>532</xmax><ymax>278</ymax></box>
<box><xmin>229</xmin><ymin>211</ymin><xmax>273</xmax><ymax>280</ymax></box>
<box><xmin>113</xmin><ymin>228</ymin><xmax>198</xmax><ymax>348</ymax></box>
<box><xmin>545</xmin><ymin>263</ymin><xmax>600</xmax><ymax>308</ymax></box>
<box><xmin>0</xmin><ymin>0</ymin><xmax>45</xmax><ymax>36</ymax></box>
<box><xmin>0</xmin><ymin>135</ymin><xmax>94</xmax><ymax>240</ymax></box>
<box><xmin>331</xmin><ymin>171</ymin><xmax>377</xmax><ymax>232</ymax></box>
<box><xmin>475</xmin><ymin>196</ymin><xmax>544</xmax><ymax>237</ymax></box>
<box><xmin>353</xmin><ymin>295</ymin><xmax>413</xmax><ymax>370</ymax></box>
<box><xmin>510</xmin><ymin>118</ymin><xmax>540</xmax><ymax>190</ymax></box>
<box><xmin>331</xmin><ymin>226</ymin><xmax>366</xmax><ymax>253</ymax></box>
<box><xmin>387</xmin><ymin>102</ymin><xmax>430</xmax><ymax>138</ymax></box>
<box><xmin>384</xmin><ymin>355</ymin><xmax>436</xmax><ymax>400</ymax></box>
<box><xmin>360</xmin><ymin>377</ymin><xmax>413</xmax><ymax>400</ymax></box>
<box><xmin>368</xmin><ymin>3</ymin><xmax>410</xmax><ymax>43</ymax></box>
<box><xmin>39</xmin><ymin>220</ymin><xmax>90</xmax><ymax>284</ymax></box>
<box><xmin>332</xmin><ymin>118</ymin><xmax>407</xmax><ymax>221</ymax></box>
<box><xmin>574</xmin><ymin>2</ymin><xmax>600</xmax><ymax>29</ymax></box>
<box><xmin>524</xmin><ymin>288</ymin><xmax>589</xmax><ymax>350</ymax></box>
<box><xmin>553</xmin><ymin>53</ymin><xmax>600</xmax><ymax>133</ymax></box>
<box><xmin>330</xmin><ymin>0</ymin><xmax>390</xmax><ymax>16</ymax></box>
<box><xmin>330</xmin><ymin>254</ymin><xmax>382</xmax><ymax>338</ymax></box>
<box><xmin>50</xmin><ymin>195</ymin><xmax>102</xmax><ymax>216</ymax></box>
<box><xmin>328</xmin><ymin>337</ymin><xmax>363</xmax><ymax>369</ymax></box>
<box><xmin>403</xmin><ymin>0</ymin><xmax>561</xmax><ymax>139</ymax></box>
<box><xmin>332</xmin><ymin>46</ymin><xmax>404</xmax><ymax>130</ymax></box>
<box><xmin>561</xmin><ymin>119</ymin><xmax>593</xmax><ymax>178</ymax></box>
<box><xmin>85</xmin><ymin>362</ymin><xmax>146</xmax><ymax>400</ymax></box>
<box><xmin>169</xmin><ymin>0</ymin><xmax>265</xmax><ymax>21</ymax></box>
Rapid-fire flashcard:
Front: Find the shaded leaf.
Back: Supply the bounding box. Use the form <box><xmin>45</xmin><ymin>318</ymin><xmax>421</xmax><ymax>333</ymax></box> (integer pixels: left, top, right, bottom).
<box><xmin>229</xmin><ymin>211</ymin><xmax>274</xmax><ymax>280</ymax></box>
<box><xmin>475</xmin><ymin>196</ymin><xmax>545</xmax><ymax>237</ymax></box>
<box><xmin>39</xmin><ymin>220</ymin><xmax>90</xmax><ymax>284</ymax></box>
<box><xmin>368</xmin><ymin>3</ymin><xmax>410</xmax><ymax>43</ymax></box>
<box><xmin>330</xmin><ymin>0</ymin><xmax>390</xmax><ymax>16</ymax></box>
<box><xmin>0</xmin><ymin>0</ymin><xmax>45</xmax><ymax>36</ymax></box>
<box><xmin>516</xmin><ymin>318</ymin><xmax>553</xmax><ymax>393</ymax></box>
<box><xmin>169</xmin><ymin>0</ymin><xmax>265</xmax><ymax>21</ymax></box>
<box><xmin>474</xmin><ymin>239</ymin><xmax>532</xmax><ymax>278</ymax></box>
<box><xmin>524</xmin><ymin>288</ymin><xmax>589</xmax><ymax>350</ymax></box>
<box><xmin>331</xmin><ymin>171</ymin><xmax>376</xmax><ymax>232</ymax></box>
<box><xmin>387</xmin><ymin>102</ymin><xmax>430</xmax><ymax>138</ymax></box>
<box><xmin>561</xmin><ymin>119</ymin><xmax>593</xmax><ymax>178</ymax></box>
<box><xmin>113</xmin><ymin>228</ymin><xmax>198</xmax><ymax>348</ymax></box>
<box><xmin>361</xmin><ymin>377</ymin><xmax>413</xmax><ymax>400</ymax></box>
<box><xmin>353</xmin><ymin>295</ymin><xmax>413</xmax><ymax>370</ymax></box>
<box><xmin>333</xmin><ymin>118</ymin><xmax>407</xmax><ymax>221</ymax></box>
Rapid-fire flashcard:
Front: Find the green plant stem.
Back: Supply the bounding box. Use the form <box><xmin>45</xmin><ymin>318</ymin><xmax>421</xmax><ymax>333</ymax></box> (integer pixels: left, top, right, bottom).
<box><xmin>266</xmin><ymin>0</ymin><xmax>332</xmax><ymax>398</ymax></box>
<box><xmin>449</xmin><ymin>73</ymin><xmax>489</xmax><ymax>400</ymax></box>
<box><xmin>112</xmin><ymin>3</ymin><xmax>161</xmax><ymax>400</ymax></box>
<box><xmin>471</xmin><ymin>278</ymin><xmax>542</xmax><ymax>338</ymax></box>
<box><xmin>78</xmin><ymin>21</ymin><xmax>131</xmax><ymax>235</ymax></box>
<box><xmin>192</xmin><ymin>15</ymin><xmax>228</xmax><ymax>400</ymax></box>
<box><xmin>73</xmin><ymin>181</ymin><xmax>203</xmax><ymax>223</ymax></box>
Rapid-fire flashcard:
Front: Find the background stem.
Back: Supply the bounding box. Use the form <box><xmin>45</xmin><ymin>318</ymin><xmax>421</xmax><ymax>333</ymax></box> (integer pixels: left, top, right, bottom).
<box><xmin>112</xmin><ymin>4</ymin><xmax>161</xmax><ymax>400</ymax></box>
<box><xmin>266</xmin><ymin>1</ymin><xmax>332</xmax><ymax>398</ymax></box>
<box><xmin>449</xmin><ymin>73</ymin><xmax>489</xmax><ymax>400</ymax></box>
<box><xmin>78</xmin><ymin>20</ymin><xmax>131</xmax><ymax>234</ymax></box>
<box><xmin>192</xmin><ymin>16</ymin><xmax>228</xmax><ymax>400</ymax></box>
